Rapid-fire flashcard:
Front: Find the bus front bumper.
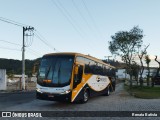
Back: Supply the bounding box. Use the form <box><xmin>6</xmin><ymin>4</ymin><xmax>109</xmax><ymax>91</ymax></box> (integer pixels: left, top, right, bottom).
<box><xmin>36</xmin><ymin>91</ymin><xmax>71</xmax><ymax>102</ymax></box>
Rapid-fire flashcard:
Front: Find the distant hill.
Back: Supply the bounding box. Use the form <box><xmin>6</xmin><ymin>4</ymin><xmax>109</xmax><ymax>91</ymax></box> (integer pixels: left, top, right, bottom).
<box><xmin>1</xmin><ymin>58</ymin><xmax>157</xmax><ymax>77</ymax></box>
<box><xmin>103</xmin><ymin>60</ymin><xmax>158</xmax><ymax>70</ymax></box>
<box><xmin>0</xmin><ymin>58</ymin><xmax>41</xmax><ymax>76</ymax></box>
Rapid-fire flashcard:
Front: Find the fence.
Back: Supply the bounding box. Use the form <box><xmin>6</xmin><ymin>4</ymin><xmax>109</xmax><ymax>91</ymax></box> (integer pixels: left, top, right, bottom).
<box><xmin>7</xmin><ymin>77</ymin><xmax>36</xmax><ymax>91</ymax></box>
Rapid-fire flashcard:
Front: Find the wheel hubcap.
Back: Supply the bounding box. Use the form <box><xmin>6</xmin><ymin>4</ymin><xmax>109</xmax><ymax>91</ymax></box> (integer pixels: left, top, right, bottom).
<box><xmin>108</xmin><ymin>88</ymin><xmax>110</xmax><ymax>95</ymax></box>
<box><xmin>84</xmin><ymin>91</ymin><xmax>88</xmax><ymax>101</ymax></box>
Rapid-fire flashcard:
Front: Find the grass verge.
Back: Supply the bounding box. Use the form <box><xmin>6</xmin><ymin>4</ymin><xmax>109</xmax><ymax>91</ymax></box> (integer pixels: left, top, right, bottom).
<box><xmin>124</xmin><ymin>85</ymin><xmax>160</xmax><ymax>99</ymax></box>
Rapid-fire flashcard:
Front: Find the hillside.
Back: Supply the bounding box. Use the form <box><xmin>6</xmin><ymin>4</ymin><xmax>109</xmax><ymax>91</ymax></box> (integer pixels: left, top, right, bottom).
<box><xmin>0</xmin><ymin>58</ymin><xmax>123</xmax><ymax>76</ymax></box>
<box><xmin>2</xmin><ymin>58</ymin><xmax>155</xmax><ymax>77</ymax></box>
<box><xmin>0</xmin><ymin>58</ymin><xmax>41</xmax><ymax>76</ymax></box>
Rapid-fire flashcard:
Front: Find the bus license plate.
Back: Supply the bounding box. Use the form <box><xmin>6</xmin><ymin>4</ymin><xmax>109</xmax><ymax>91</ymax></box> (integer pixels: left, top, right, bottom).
<box><xmin>48</xmin><ymin>94</ymin><xmax>54</xmax><ymax>98</ymax></box>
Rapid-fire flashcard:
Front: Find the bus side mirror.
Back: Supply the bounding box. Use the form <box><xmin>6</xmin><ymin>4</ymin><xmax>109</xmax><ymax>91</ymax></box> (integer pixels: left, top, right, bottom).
<box><xmin>74</xmin><ymin>65</ymin><xmax>79</xmax><ymax>75</ymax></box>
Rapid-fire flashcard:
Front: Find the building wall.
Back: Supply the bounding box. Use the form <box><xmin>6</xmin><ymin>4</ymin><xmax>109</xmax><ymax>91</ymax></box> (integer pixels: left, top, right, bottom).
<box><xmin>0</xmin><ymin>69</ymin><xmax>6</xmax><ymax>90</ymax></box>
<box><xmin>116</xmin><ymin>68</ymin><xmax>156</xmax><ymax>79</ymax></box>
<box><xmin>116</xmin><ymin>69</ymin><xmax>130</xmax><ymax>79</ymax></box>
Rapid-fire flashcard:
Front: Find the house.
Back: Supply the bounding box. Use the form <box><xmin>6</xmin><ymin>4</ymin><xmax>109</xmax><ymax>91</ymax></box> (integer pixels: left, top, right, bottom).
<box><xmin>12</xmin><ymin>75</ymin><xmax>28</xmax><ymax>81</ymax></box>
<box><xmin>116</xmin><ymin>67</ymin><xmax>157</xmax><ymax>80</ymax></box>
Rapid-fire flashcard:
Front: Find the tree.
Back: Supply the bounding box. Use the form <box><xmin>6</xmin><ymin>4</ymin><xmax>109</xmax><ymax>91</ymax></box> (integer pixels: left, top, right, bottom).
<box><xmin>153</xmin><ymin>56</ymin><xmax>160</xmax><ymax>87</ymax></box>
<box><xmin>131</xmin><ymin>61</ymin><xmax>140</xmax><ymax>85</ymax></box>
<box><xmin>109</xmin><ymin>26</ymin><xmax>144</xmax><ymax>88</ymax></box>
<box><xmin>145</xmin><ymin>55</ymin><xmax>151</xmax><ymax>86</ymax></box>
<box><xmin>155</xmin><ymin>56</ymin><xmax>160</xmax><ymax>70</ymax></box>
<box><xmin>138</xmin><ymin>45</ymin><xmax>149</xmax><ymax>87</ymax></box>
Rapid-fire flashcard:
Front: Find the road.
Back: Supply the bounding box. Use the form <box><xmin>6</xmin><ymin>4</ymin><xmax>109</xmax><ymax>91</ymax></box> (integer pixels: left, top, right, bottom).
<box><xmin>0</xmin><ymin>91</ymin><xmax>35</xmax><ymax>109</ymax></box>
<box><xmin>0</xmin><ymin>83</ymin><xmax>160</xmax><ymax>120</ymax></box>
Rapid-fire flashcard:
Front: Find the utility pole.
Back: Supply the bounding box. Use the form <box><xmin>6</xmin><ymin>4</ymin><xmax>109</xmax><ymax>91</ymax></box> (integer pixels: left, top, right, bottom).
<box><xmin>104</xmin><ymin>56</ymin><xmax>112</xmax><ymax>62</ymax></box>
<box><xmin>22</xmin><ymin>26</ymin><xmax>34</xmax><ymax>90</ymax></box>
<box><xmin>22</xmin><ymin>27</ymin><xmax>25</xmax><ymax>90</ymax></box>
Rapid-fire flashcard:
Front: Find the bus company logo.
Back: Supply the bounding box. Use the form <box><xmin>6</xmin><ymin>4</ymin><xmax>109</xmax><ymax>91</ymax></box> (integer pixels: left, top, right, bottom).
<box><xmin>96</xmin><ymin>76</ymin><xmax>100</xmax><ymax>82</ymax></box>
<box><xmin>96</xmin><ymin>76</ymin><xmax>107</xmax><ymax>82</ymax></box>
<box><xmin>2</xmin><ymin>112</ymin><xmax>11</xmax><ymax>117</ymax></box>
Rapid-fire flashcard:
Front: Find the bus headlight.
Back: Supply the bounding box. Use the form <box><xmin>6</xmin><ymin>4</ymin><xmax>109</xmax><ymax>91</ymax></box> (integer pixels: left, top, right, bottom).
<box><xmin>36</xmin><ymin>88</ymin><xmax>42</xmax><ymax>93</ymax></box>
<box><xmin>61</xmin><ymin>89</ymin><xmax>71</xmax><ymax>94</ymax></box>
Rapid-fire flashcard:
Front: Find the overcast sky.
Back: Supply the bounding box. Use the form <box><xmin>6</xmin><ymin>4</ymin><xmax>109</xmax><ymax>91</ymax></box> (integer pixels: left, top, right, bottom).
<box><xmin>0</xmin><ymin>0</ymin><xmax>160</xmax><ymax>67</ymax></box>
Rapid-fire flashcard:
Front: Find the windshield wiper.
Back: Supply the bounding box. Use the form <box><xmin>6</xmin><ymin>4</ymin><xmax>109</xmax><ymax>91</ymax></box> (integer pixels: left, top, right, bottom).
<box><xmin>58</xmin><ymin>64</ymin><xmax>61</xmax><ymax>84</ymax></box>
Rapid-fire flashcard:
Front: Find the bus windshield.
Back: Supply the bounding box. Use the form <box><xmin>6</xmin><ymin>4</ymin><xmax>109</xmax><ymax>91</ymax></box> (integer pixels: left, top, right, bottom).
<box><xmin>37</xmin><ymin>55</ymin><xmax>74</xmax><ymax>87</ymax></box>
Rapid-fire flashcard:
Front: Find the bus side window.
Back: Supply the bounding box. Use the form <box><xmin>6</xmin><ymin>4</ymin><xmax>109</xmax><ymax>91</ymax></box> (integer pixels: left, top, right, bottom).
<box><xmin>74</xmin><ymin>65</ymin><xmax>83</xmax><ymax>87</ymax></box>
<box><xmin>77</xmin><ymin>65</ymin><xmax>83</xmax><ymax>82</ymax></box>
<box><xmin>85</xmin><ymin>64</ymin><xmax>92</xmax><ymax>74</ymax></box>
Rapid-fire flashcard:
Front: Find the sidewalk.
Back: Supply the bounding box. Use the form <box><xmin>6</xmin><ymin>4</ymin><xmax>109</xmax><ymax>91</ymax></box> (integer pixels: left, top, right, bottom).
<box><xmin>0</xmin><ymin>81</ymin><xmax>36</xmax><ymax>94</ymax></box>
<box><xmin>0</xmin><ymin>89</ymin><xmax>35</xmax><ymax>94</ymax></box>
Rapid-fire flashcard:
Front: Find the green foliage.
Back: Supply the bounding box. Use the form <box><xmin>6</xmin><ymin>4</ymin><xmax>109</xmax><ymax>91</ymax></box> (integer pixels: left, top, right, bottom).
<box><xmin>145</xmin><ymin>55</ymin><xmax>151</xmax><ymax>86</ymax></box>
<box><xmin>109</xmin><ymin>26</ymin><xmax>143</xmax><ymax>60</ymax></box>
<box><xmin>0</xmin><ymin>58</ymin><xmax>41</xmax><ymax>76</ymax></box>
<box><xmin>109</xmin><ymin>26</ymin><xmax>144</xmax><ymax>88</ymax></box>
<box><xmin>131</xmin><ymin>61</ymin><xmax>140</xmax><ymax>82</ymax></box>
<box><xmin>130</xmin><ymin>86</ymin><xmax>160</xmax><ymax>99</ymax></box>
<box><xmin>145</xmin><ymin>55</ymin><xmax>151</xmax><ymax>65</ymax></box>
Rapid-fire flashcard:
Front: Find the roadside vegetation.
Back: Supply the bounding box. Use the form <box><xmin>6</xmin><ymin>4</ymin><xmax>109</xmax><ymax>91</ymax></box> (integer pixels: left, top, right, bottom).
<box><xmin>124</xmin><ymin>84</ymin><xmax>160</xmax><ymax>99</ymax></box>
<box><xmin>0</xmin><ymin>58</ymin><xmax>41</xmax><ymax>76</ymax></box>
<box><xmin>109</xmin><ymin>26</ymin><xmax>160</xmax><ymax>99</ymax></box>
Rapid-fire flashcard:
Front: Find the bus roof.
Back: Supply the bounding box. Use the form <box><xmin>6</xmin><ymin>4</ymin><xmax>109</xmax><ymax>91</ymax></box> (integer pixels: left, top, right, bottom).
<box><xmin>44</xmin><ymin>52</ymin><xmax>115</xmax><ymax>69</ymax></box>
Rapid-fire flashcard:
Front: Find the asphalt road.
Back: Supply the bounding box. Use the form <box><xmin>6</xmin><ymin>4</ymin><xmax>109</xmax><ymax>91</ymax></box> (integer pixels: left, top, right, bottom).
<box><xmin>0</xmin><ymin>91</ymin><xmax>36</xmax><ymax>109</ymax></box>
<box><xmin>0</xmin><ymin>83</ymin><xmax>160</xmax><ymax>120</ymax></box>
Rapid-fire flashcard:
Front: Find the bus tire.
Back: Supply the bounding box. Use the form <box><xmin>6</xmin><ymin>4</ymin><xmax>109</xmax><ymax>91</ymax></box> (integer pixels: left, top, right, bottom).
<box><xmin>80</xmin><ymin>89</ymin><xmax>89</xmax><ymax>103</ymax></box>
<box><xmin>104</xmin><ymin>86</ymin><xmax>110</xmax><ymax>96</ymax></box>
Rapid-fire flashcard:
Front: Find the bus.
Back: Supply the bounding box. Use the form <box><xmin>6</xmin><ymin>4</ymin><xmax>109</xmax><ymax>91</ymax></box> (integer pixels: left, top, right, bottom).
<box><xmin>36</xmin><ymin>52</ymin><xmax>116</xmax><ymax>103</ymax></box>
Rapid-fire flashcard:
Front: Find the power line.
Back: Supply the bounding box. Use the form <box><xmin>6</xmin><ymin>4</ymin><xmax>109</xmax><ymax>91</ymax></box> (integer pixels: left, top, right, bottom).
<box><xmin>0</xmin><ymin>39</ymin><xmax>42</xmax><ymax>56</ymax></box>
<box><xmin>0</xmin><ymin>17</ymin><xmax>26</xmax><ymax>27</ymax></box>
<box><xmin>26</xmin><ymin>48</ymin><xmax>42</xmax><ymax>57</ymax></box>
<box><xmin>34</xmin><ymin>30</ymin><xmax>59</xmax><ymax>52</ymax></box>
<box><xmin>70</xmin><ymin>0</ymin><xmax>100</xmax><ymax>53</ymax></box>
<box><xmin>71</xmin><ymin>0</ymin><xmax>93</xmax><ymax>33</ymax></box>
<box><xmin>0</xmin><ymin>39</ymin><xmax>21</xmax><ymax>46</ymax></box>
<box><xmin>27</xmin><ymin>48</ymin><xmax>42</xmax><ymax>56</ymax></box>
<box><xmin>51</xmin><ymin>0</ymin><xmax>98</xmax><ymax>53</ymax></box>
<box><xmin>0</xmin><ymin>45</ymin><xmax>21</xmax><ymax>51</ymax></box>
<box><xmin>0</xmin><ymin>17</ymin><xmax>27</xmax><ymax>26</ymax></box>
<box><xmin>34</xmin><ymin>30</ymin><xmax>60</xmax><ymax>52</ymax></box>
<box><xmin>81</xmin><ymin>0</ymin><xmax>107</xmax><ymax>53</ymax></box>
<box><xmin>57</xmin><ymin>0</ymin><xmax>86</xmax><ymax>36</ymax></box>
<box><xmin>0</xmin><ymin>46</ymin><xmax>41</xmax><ymax>57</ymax></box>
<box><xmin>51</xmin><ymin>0</ymin><xmax>84</xmax><ymax>38</ymax></box>
<box><xmin>0</xmin><ymin>17</ymin><xmax>37</xmax><ymax>90</ymax></box>
<box><xmin>0</xmin><ymin>18</ymin><xmax>53</xmax><ymax>55</ymax></box>
<box><xmin>58</xmin><ymin>0</ymin><xmax>101</xmax><ymax>53</ymax></box>
<box><xmin>81</xmin><ymin>0</ymin><xmax>98</xmax><ymax>30</ymax></box>
<box><xmin>71</xmin><ymin>0</ymin><xmax>102</xmax><ymax>48</ymax></box>
<box><xmin>81</xmin><ymin>0</ymin><xmax>102</xmax><ymax>38</ymax></box>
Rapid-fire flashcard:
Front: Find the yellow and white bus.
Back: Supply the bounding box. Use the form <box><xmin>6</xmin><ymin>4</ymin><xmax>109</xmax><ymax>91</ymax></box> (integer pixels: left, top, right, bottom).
<box><xmin>36</xmin><ymin>52</ymin><xmax>116</xmax><ymax>103</ymax></box>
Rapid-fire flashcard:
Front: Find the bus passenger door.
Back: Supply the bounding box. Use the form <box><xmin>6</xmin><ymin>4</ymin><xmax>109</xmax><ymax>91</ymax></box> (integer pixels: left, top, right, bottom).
<box><xmin>73</xmin><ymin>64</ymin><xmax>83</xmax><ymax>89</ymax></box>
<box><xmin>71</xmin><ymin>64</ymin><xmax>84</xmax><ymax>102</ymax></box>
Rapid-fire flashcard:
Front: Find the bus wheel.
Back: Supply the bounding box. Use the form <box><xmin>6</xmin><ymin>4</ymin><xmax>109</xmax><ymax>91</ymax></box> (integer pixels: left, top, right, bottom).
<box><xmin>104</xmin><ymin>87</ymin><xmax>110</xmax><ymax>96</ymax></box>
<box><xmin>81</xmin><ymin>89</ymin><xmax>89</xmax><ymax>103</ymax></box>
